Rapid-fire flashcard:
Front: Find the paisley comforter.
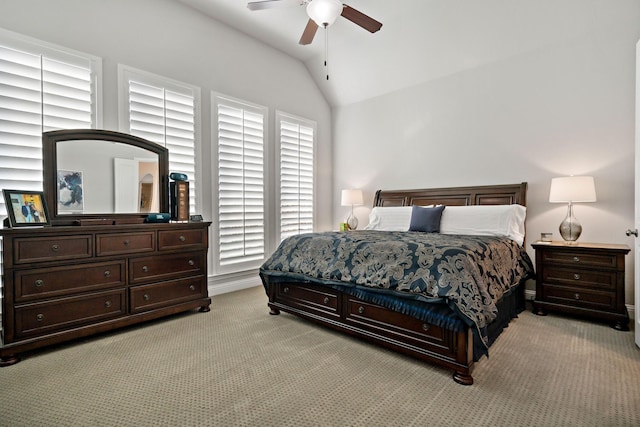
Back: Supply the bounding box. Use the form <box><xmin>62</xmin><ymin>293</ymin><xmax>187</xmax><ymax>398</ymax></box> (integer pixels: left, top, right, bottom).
<box><xmin>260</xmin><ymin>231</ymin><xmax>534</xmax><ymax>348</ymax></box>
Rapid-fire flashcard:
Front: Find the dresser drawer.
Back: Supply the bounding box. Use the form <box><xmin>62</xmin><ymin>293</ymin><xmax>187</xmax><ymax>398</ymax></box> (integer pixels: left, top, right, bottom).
<box><xmin>158</xmin><ymin>228</ymin><xmax>207</xmax><ymax>251</ymax></box>
<box><xmin>542</xmin><ymin>284</ymin><xmax>616</xmax><ymax>311</ymax></box>
<box><xmin>14</xmin><ymin>261</ymin><xmax>126</xmax><ymax>302</ymax></box>
<box><xmin>129</xmin><ymin>251</ymin><xmax>205</xmax><ymax>284</ymax></box>
<box><xmin>274</xmin><ymin>282</ymin><xmax>340</xmax><ymax>319</ymax></box>
<box><xmin>540</xmin><ymin>250</ymin><xmax>618</xmax><ymax>270</ymax></box>
<box><xmin>15</xmin><ymin>289</ymin><xmax>126</xmax><ymax>338</ymax></box>
<box><xmin>130</xmin><ymin>277</ymin><xmax>207</xmax><ymax>313</ymax></box>
<box><xmin>541</xmin><ymin>267</ymin><xmax>616</xmax><ymax>290</ymax></box>
<box><xmin>13</xmin><ymin>235</ymin><xmax>92</xmax><ymax>264</ymax></box>
<box><xmin>96</xmin><ymin>231</ymin><xmax>155</xmax><ymax>256</ymax></box>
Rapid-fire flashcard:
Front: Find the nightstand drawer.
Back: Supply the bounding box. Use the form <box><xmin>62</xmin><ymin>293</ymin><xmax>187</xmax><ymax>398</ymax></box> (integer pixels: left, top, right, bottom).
<box><xmin>541</xmin><ymin>267</ymin><xmax>616</xmax><ymax>290</ymax></box>
<box><xmin>542</xmin><ymin>285</ymin><xmax>615</xmax><ymax>311</ymax></box>
<box><xmin>540</xmin><ymin>250</ymin><xmax>618</xmax><ymax>269</ymax></box>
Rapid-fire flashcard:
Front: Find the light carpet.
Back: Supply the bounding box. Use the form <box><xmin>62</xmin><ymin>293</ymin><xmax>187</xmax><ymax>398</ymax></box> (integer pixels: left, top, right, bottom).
<box><xmin>0</xmin><ymin>286</ymin><xmax>639</xmax><ymax>427</ymax></box>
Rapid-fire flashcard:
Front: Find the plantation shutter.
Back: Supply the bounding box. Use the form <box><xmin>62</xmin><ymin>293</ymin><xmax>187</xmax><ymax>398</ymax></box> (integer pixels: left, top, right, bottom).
<box><xmin>279</xmin><ymin>117</ymin><xmax>314</xmax><ymax>240</ymax></box>
<box><xmin>126</xmin><ymin>78</ymin><xmax>197</xmax><ymax>213</ymax></box>
<box><xmin>216</xmin><ymin>99</ymin><xmax>265</xmax><ymax>267</ymax></box>
<box><xmin>0</xmin><ymin>43</ymin><xmax>95</xmax><ymax>219</ymax></box>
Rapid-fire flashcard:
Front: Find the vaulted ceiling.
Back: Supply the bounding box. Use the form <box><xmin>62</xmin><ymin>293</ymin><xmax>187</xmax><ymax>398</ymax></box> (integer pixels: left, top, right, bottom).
<box><xmin>176</xmin><ymin>0</ymin><xmax>637</xmax><ymax>107</ymax></box>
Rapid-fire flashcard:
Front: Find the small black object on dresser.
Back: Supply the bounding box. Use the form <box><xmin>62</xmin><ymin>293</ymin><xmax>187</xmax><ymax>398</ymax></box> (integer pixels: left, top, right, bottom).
<box><xmin>532</xmin><ymin>241</ymin><xmax>631</xmax><ymax>330</ymax></box>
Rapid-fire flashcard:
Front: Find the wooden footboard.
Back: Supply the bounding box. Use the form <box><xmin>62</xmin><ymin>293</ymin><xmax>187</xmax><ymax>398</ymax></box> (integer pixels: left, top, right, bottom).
<box><xmin>264</xmin><ymin>278</ymin><xmax>475</xmax><ymax>385</ymax></box>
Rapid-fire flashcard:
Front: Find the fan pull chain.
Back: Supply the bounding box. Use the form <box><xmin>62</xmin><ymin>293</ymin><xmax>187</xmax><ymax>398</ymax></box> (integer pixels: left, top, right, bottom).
<box><xmin>324</xmin><ymin>24</ymin><xmax>329</xmax><ymax>80</ymax></box>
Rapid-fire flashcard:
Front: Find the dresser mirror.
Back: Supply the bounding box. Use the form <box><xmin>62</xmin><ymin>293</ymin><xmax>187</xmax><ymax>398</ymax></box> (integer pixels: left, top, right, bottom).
<box><xmin>42</xmin><ymin>129</ymin><xmax>169</xmax><ymax>225</ymax></box>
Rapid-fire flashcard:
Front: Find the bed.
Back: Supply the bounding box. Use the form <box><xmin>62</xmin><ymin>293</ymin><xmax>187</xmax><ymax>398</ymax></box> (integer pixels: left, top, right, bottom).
<box><xmin>260</xmin><ymin>183</ymin><xmax>534</xmax><ymax>385</ymax></box>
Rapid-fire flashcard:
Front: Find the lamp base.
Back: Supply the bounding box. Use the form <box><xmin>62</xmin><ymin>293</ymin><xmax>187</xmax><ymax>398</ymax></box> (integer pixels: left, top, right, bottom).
<box><xmin>346</xmin><ymin>213</ymin><xmax>358</xmax><ymax>230</ymax></box>
<box><xmin>559</xmin><ymin>203</ymin><xmax>582</xmax><ymax>243</ymax></box>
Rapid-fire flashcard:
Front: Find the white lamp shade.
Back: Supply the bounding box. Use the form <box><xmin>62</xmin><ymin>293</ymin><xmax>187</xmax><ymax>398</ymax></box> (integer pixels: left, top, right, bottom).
<box><xmin>549</xmin><ymin>176</ymin><xmax>597</xmax><ymax>203</ymax></box>
<box><xmin>307</xmin><ymin>0</ymin><xmax>343</xmax><ymax>27</ymax></box>
<box><xmin>341</xmin><ymin>189</ymin><xmax>363</xmax><ymax>206</ymax></box>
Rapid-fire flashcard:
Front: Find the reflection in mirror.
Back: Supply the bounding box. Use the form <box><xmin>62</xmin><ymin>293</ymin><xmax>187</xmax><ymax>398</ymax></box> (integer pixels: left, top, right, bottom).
<box><xmin>57</xmin><ymin>140</ymin><xmax>159</xmax><ymax>215</ymax></box>
<box><xmin>42</xmin><ymin>129</ymin><xmax>169</xmax><ymax>225</ymax></box>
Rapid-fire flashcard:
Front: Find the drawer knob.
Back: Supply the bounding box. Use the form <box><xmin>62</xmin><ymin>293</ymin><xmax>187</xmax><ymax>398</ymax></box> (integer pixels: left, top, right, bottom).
<box><xmin>143</xmin><ymin>294</ymin><xmax>150</xmax><ymax>301</ymax></box>
<box><xmin>51</xmin><ymin>244</ymin><xmax>59</xmax><ymax>252</ymax></box>
<box><xmin>105</xmin><ymin>301</ymin><xmax>112</xmax><ymax>308</ymax></box>
<box><xmin>573</xmin><ymin>274</ymin><xmax>581</xmax><ymax>280</ymax></box>
<box><xmin>179</xmin><ymin>235</ymin><xmax>186</xmax><ymax>242</ymax></box>
<box><xmin>422</xmin><ymin>323</ymin><xmax>430</xmax><ymax>332</ymax></box>
<box><xmin>573</xmin><ymin>256</ymin><xmax>580</xmax><ymax>263</ymax></box>
<box><xmin>323</xmin><ymin>297</ymin><xmax>330</xmax><ymax>305</ymax></box>
<box><xmin>36</xmin><ymin>313</ymin><xmax>44</xmax><ymax>322</ymax></box>
<box><xmin>189</xmin><ymin>285</ymin><xmax>196</xmax><ymax>291</ymax></box>
<box><xmin>123</xmin><ymin>240</ymin><xmax>130</xmax><ymax>246</ymax></box>
<box><xmin>34</xmin><ymin>279</ymin><xmax>44</xmax><ymax>287</ymax></box>
<box><xmin>283</xmin><ymin>287</ymin><xmax>289</xmax><ymax>293</ymax></box>
<box><xmin>574</xmin><ymin>293</ymin><xmax>581</xmax><ymax>300</ymax></box>
<box><xmin>142</xmin><ymin>266</ymin><xmax>149</xmax><ymax>272</ymax></box>
<box><xmin>104</xmin><ymin>270</ymin><xmax>111</xmax><ymax>278</ymax></box>
<box><xmin>188</xmin><ymin>260</ymin><xmax>195</xmax><ymax>266</ymax></box>
<box><xmin>358</xmin><ymin>306</ymin><xmax>365</xmax><ymax>314</ymax></box>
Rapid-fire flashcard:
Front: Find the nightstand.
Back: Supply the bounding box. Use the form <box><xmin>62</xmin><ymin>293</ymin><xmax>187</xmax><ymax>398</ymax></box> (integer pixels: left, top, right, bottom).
<box><xmin>532</xmin><ymin>241</ymin><xmax>631</xmax><ymax>330</ymax></box>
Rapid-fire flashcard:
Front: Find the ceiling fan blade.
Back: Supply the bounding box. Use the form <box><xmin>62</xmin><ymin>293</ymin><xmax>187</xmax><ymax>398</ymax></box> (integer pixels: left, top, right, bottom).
<box><xmin>341</xmin><ymin>4</ymin><xmax>383</xmax><ymax>33</ymax></box>
<box><xmin>299</xmin><ymin>19</ymin><xmax>318</xmax><ymax>45</ymax></box>
<box><xmin>247</xmin><ymin>0</ymin><xmax>304</xmax><ymax>11</ymax></box>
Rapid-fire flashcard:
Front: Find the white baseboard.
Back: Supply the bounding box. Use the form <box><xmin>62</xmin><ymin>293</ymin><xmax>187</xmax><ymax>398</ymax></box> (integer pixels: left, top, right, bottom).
<box><xmin>207</xmin><ymin>274</ymin><xmax>261</xmax><ymax>296</ymax></box>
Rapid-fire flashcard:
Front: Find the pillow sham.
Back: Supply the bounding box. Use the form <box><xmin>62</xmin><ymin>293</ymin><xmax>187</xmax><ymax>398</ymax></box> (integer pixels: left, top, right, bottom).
<box><xmin>408</xmin><ymin>205</ymin><xmax>445</xmax><ymax>233</ymax></box>
<box><xmin>439</xmin><ymin>204</ymin><xmax>526</xmax><ymax>245</ymax></box>
<box><xmin>364</xmin><ymin>206</ymin><xmax>413</xmax><ymax>231</ymax></box>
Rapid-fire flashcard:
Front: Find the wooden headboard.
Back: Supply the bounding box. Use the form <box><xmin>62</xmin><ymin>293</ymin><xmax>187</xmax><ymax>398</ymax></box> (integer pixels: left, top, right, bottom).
<box><xmin>373</xmin><ymin>182</ymin><xmax>527</xmax><ymax>208</ymax></box>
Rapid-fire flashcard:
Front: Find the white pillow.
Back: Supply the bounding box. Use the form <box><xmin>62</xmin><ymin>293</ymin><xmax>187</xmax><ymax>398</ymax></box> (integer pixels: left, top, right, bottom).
<box><xmin>364</xmin><ymin>204</ymin><xmax>526</xmax><ymax>245</ymax></box>
<box><xmin>364</xmin><ymin>206</ymin><xmax>412</xmax><ymax>231</ymax></box>
<box><xmin>440</xmin><ymin>205</ymin><xmax>526</xmax><ymax>245</ymax></box>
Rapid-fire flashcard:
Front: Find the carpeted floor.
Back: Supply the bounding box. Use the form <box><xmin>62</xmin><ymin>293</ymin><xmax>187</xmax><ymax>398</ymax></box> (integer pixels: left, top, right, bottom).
<box><xmin>0</xmin><ymin>285</ymin><xmax>639</xmax><ymax>427</ymax></box>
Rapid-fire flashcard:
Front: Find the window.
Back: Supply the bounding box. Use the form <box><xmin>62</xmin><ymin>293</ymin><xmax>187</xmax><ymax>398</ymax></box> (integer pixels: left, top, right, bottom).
<box><xmin>118</xmin><ymin>65</ymin><xmax>200</xmax><ymax>215</ymax></box>
<box><xmin>277</xmin><ymin>111</ymin><xmax>315</xmax><ymax>240</ymax></box>
<box><xmin>0</xmin><ymin>29</ymin><xmax>101</xmax><ymax>220</ymax></box>
<box><xmin>213</xmin><ymin>94</ymin><xmax>266</xmax><ymax>273</ymax></box>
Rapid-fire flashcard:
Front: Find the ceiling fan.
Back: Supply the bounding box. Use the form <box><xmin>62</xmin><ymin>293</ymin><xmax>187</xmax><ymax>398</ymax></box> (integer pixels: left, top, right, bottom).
<box><xmin>247</xmin><ymin>0</ymin><xmax>383</xmax><ymax>45</ymax></box>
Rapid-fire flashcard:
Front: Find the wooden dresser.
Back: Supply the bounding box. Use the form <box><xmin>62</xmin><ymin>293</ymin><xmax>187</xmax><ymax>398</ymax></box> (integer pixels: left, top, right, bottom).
<box><xmin>0</xmin><ymin>221</ymin><xmax>211</xmax><ymax>366</ymax></box>
<box><xmin>531</xmin><ymin>241</ymin><xmax>630</xmax><ymax>330</ymax></box>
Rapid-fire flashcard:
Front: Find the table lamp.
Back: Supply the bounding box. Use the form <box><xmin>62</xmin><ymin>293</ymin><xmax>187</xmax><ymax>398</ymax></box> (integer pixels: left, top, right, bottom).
<box><xmin>549</xmin><ymin>176</ymin><xmax>596</xmax><ymax>243</ymax></box>
<box><xmin>341</xmin><ymin>189</ymin><xmax>363</xmax><ymax>230</ymax></box>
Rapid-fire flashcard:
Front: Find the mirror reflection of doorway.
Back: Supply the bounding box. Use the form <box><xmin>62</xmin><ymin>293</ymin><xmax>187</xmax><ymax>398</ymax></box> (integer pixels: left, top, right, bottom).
<box><xmin>139</xmin><ymin>173</ymin><xmax>154</xmax><ymax>213</ymax></box>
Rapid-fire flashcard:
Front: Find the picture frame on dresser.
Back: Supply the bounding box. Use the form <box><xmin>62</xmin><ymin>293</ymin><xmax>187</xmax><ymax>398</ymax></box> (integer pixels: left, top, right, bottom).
<box><xmin>2</xmin><ymin>189</ymin><xmax>51</xmax><ymax>227</ymax></box>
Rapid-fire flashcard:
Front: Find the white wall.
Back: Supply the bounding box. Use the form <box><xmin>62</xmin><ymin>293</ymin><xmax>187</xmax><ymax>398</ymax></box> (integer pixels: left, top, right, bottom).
<box><xmin>0</xmin><ymin>0</ymin><xmax>333</xmax><ymax>290</ymax></box>
<box><xmin>333</xmin><ymin>10</ymin><xmax>640</xmax><ymax>305</ymax></box>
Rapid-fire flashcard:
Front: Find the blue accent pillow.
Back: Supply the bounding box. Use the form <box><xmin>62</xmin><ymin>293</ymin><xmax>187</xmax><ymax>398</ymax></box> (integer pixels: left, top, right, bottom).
<box><xmin>408</xmin><ymin>205</ymin><xmax>445</xmax><ymax>232</ymax></box>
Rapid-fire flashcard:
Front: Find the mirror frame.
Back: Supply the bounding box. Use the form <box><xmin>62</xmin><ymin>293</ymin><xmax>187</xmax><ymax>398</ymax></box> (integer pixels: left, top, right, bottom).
<box><xmin>43</xmin><ymin>129</ymin><xmax>169</xmax><ymax>226</ymax></box>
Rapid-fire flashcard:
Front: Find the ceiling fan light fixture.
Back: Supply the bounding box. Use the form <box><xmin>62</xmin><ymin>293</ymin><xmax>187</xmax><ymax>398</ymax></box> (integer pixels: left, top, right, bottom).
<box><xmin>306</xmin><ymin>0</ymin><xmax>343</xmax><ymax>27</ymax></box>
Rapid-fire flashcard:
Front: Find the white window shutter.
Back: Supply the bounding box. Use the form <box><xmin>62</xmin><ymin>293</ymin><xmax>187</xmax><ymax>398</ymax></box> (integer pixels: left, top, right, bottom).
<box><xmin>123</xmin><ymin>71</ymin><xmax>197</xmax><ymax>214</ymax></box>
<box><xmin>215</xmin><ymin>98</ymin><xmax>265</xmax><ymax>268</ymax></box>
<box><xmin>279</xmin><ymin>114</ymin><xmax>315</xmax><ymax>240</ymax></box>
<box><xmin>0</xmin><ymin>42</ymin><xmax>97</xmax><ymax>218</ymax></box>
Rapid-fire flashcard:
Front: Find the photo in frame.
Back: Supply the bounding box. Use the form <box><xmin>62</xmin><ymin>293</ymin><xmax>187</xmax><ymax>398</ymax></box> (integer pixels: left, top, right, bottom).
<box><xmin>2</xmin><ymin>190</ymin><xmax>51</xmax><ymax>227</ymax></box>
<box><xmin>57</xmin><ymin>169</ymin><xmax>84</xmax><ymax>212</ymax></box>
